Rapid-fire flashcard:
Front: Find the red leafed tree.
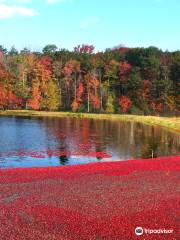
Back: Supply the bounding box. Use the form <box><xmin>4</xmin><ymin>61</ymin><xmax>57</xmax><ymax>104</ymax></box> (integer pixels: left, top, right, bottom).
<box><xmin>90</xmin><ymin>94</ymin><xmax>100</xmax><ymax>109</ymax></box>
<box><xmin>74</xmin><ymin>44</ymin><xmax>95</xmax><ymax>54</ymax></box>
<box><xmin>39</xmin><ymin>56</ymin><xmax>52</xmax><ymax>76</ymax></box>
<box><xmin>63</xmin><ymin>60</ymin><xmax>80</xmax><ymax>109</ymax></box>
<box><xmin>0</xmin><ymin>52</ymin><xmax>23</xmax><ymax>109</ymax></box>
<box><xmin>0</xmin><ymin>60</ymin><xmax>11</xmax><ymax>82</ymax></box>
<box><xmin>118</xmin><ymin>47</ymin><xmax>130</xmax><ymax>53</ymax></box>
<box><xmin>63</xmin><ymin>60</ymin><xmax>80</xmax><ymax>77</ymax></box>
<box><xmin>0</xmin><ymin>84</ymin><xmax>22</xmax><ymax>109</ymax></box>
<box><xmin>84</xmin><ymin>73</ymin><xmax>100</xmax><ymax>112</ymax></box>
<box><xmin>71</xmin><ymin>82</ymin><xmax>84</xmax><ymax>112</ymax></box>
<box><xmin>151</xmin><ymin>101</ymin><xmax>164</xmax><ymax>116</ymax></box>
<box><xmin>119</xmin><ymin>96</ymin><xmax>132</xmax><ymax>113</ymax></box>
<box><xmin>0</xmin><ymin>84</ymin><xmax>6</xmax><ymax>109</ymax></box>
<box><xmin>119</xmin><ymin>62</ymin><xmax>132</xmax><ymax>80</ymax></box>
<box><xmin>77</xmin><ymin>82</ymin><xmax>84</xmax><ymax>102</ymax></box>
<box><xmin>7</xmin><ymin>91</ymin><xmax>22</xmax><ymax>109</ymax></box>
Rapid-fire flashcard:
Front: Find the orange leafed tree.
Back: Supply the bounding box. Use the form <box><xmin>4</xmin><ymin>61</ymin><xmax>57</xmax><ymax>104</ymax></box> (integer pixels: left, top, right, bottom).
<box><xmin>0</xmin><ymin>84</ymin><xmax>22</xmax><ymax>109</ymax></box>
<box><xmin>28</xmin><ymin>86</ymin><xmax>41</xmax><ymax>110</ymax></box>
<box><xmin>27</xmin><ymin>54</ymin><xmax>52</xmax><ymax>110</ymax></box>
<box><xmin>71</xmin><ymin>82</ymin><xmax>84</xmax><ymax>112</ymax></box>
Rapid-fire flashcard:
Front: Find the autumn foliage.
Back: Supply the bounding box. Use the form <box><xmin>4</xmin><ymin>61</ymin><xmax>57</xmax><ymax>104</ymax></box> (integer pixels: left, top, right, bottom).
<box><xmin>151</xmin><ymin>101</ymin><xmax>164</xmax><ymax>115</ymax></box>
<box><xmin>28</xmin><ymin>86</ymin><xmax>41</xmax><ymax>110</ymax></box>
<box><xmin>119</xmin><ymin>96</ymin><xmax>132</xmax><ymax>113</ymax></box>
<box><xmin>0</xmin><ymin>44</ymin><xmax>179</xmax><ymax>115</ymax></box>
<box><xmin>119</xmin><ymin>61</ymin><xmax>132</xmax><ymax>80</ymax></box>
<box><xmin>0</xmin><ymin>84</ymin><xmax>22</xmax><ymax>109</ymax></box>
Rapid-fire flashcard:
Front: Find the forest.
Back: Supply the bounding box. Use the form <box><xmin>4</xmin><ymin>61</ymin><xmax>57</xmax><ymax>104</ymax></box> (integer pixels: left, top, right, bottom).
<box><xmin>0</xmin><ymin>44</ymin><xmax>179</xmax><ymax>115</ymax></box>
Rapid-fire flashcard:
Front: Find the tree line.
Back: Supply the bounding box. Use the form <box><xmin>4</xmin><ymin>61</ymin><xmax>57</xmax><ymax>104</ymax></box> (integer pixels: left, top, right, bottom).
<box><xmin>0</xmin><ymin>44</ymin><xmax>179</xmax><ymax>115</ymax></box>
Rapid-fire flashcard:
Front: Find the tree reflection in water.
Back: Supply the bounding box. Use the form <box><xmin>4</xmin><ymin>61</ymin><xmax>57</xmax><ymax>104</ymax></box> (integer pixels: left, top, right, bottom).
<box><xmin>0</xmin><ymin>117</ymin><xmax>179</xmax><ymax>168</ymax></box>
<box><xmin>141</xmin><ymin>137</ymin><xmax>159</xmax><ymax>158</ymax></box>
<box><xmin>59</xmin><ymin>155</ymin><xmax>69</xmax><ymax>165</ymax></box>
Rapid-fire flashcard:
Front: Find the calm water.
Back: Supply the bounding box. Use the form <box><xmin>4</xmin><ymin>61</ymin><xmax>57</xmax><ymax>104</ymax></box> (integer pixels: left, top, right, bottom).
<box><xmin>0</xmin><ymin>116</ymin><xmax>179</xmax><ymax>168</ymax></box>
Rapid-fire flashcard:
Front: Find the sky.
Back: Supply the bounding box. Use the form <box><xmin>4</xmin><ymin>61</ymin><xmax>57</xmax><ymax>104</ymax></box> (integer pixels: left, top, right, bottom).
<box><xmin>0</xmin><ymin>0</ymin><xmax>180</xmax><ymax>52</ymax></box>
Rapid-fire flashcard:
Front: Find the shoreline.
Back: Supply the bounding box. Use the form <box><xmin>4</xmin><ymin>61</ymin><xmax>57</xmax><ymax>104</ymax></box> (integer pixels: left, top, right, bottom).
<box><xmin>0</xmin><ymin>155</ymin><xmax>179</xmax><ymax>172</ymax></box>
<box><xmin>0</xmin><ymin>156</ymin><xmax>179</xmax><ymax>239</ymax></box>
<box><xmin>0</xmin><ymin>110</ymin><xmax>180</xmax><ymax>133</ymax></box>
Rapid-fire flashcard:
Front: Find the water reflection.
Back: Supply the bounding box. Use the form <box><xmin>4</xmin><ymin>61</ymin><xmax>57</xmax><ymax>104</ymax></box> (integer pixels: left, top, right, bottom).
<box><xmin>59</xmin><ymin>155</ymin><xmax>69</xmax><ymax>165</ymax></box>
<box><xmin>141</xmin><ymin>136</ymin><xmax>159</xmax><ymax>159</ymax></box>
<box><xmin>0</xmin><ymin>116</ymin><xmax>179</xmax><ymax>168</ymax></box>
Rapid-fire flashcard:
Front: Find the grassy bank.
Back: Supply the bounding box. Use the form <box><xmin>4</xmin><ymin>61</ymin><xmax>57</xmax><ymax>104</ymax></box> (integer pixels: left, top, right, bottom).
<box><xmin>0</xmin><ymin>110</ymin><xmax>180</xmax><ymax>132</ymax></box>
